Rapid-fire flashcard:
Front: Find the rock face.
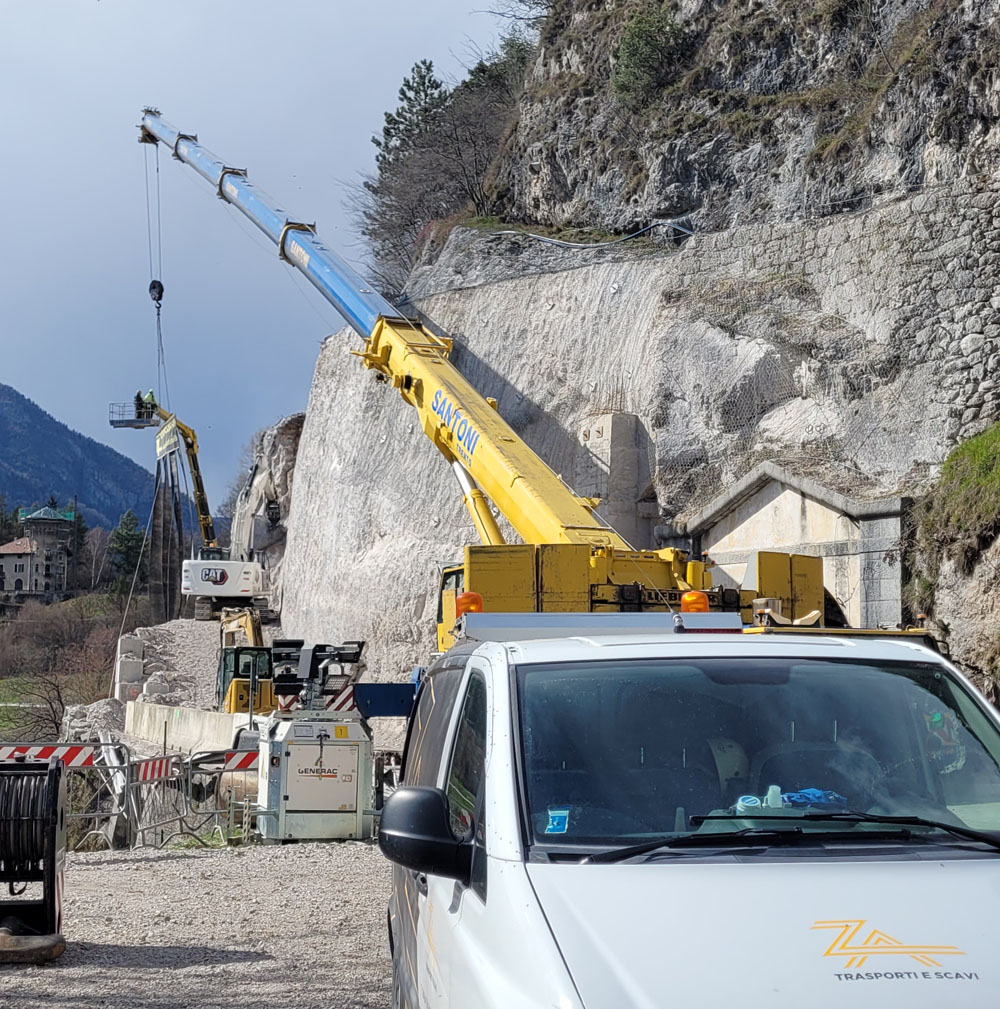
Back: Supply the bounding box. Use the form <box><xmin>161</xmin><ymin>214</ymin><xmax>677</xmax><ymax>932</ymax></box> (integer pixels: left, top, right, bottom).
<box><xmin>931</xmin><ymin>539</ymin><xmax>1000</xmax><ymax>702</ymax></box>
<box><xmin>491</xmin><ymin>0</ymin><xmax>1000</xmax><ymax>233</ymax></box>
<box><xmin>281</xmin><ymin>173</ymin><xmax>1000</xmax><ymax>677</ymax></box>
<box><xmin>252</xmin><ymin>413</ymin><xmax>304</xmax><ymax>615</ymax></box>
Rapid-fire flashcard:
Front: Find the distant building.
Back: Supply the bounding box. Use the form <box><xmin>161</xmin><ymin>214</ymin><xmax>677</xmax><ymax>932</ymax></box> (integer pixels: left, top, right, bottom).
<box><xmin>0</xmin><ymin>506</ymin><xmax>74</xmax><ymax>595</ymax></box>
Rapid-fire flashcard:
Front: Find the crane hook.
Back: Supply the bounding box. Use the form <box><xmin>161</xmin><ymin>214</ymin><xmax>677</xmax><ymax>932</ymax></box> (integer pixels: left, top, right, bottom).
<box><xmin>149</xmin><ymin>279</ymin><xmax>164</xmax><ymax>306</ymax></box>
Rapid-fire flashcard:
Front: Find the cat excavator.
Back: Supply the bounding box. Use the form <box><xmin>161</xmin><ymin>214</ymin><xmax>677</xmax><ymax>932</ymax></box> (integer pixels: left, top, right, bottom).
<box><xmin>136</xmin><ymin>111</ymin><xmax>878</xmax><ymax>648</ymax></box>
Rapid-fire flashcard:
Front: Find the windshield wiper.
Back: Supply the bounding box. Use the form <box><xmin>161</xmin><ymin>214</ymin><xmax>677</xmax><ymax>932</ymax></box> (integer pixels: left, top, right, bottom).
<box><xmin>691</xmin><ymin>812</ymin><xmax>1000</xmax><ymax>853</ymax></box>
<box><xmin>584</xmin><ymin>827</ymin><xmax>811</xmax><ymax>864</ymax></box>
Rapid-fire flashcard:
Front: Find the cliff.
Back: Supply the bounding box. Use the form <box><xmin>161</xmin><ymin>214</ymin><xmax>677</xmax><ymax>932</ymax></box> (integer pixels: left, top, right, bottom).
<box><xmin>275</xmin><ymin>0</ymin><xmax>1000</xmax><ymax>686</ymax></box>
<box><xmin>491</xmin><ymin>0</ymin><xmax>1000</xmax><ymax>232</ymax></box>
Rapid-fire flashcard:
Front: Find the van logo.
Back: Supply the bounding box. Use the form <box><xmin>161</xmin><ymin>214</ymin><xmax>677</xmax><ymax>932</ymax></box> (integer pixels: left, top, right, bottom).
<box><xmin>813</xmin><ymin>919</ymin><xmax>965</xmax><ymax>967</ymax></box>
<box><xmin>201</xmin><ymin>568</ymin><xmax>229</xmax><ymax>586</ymax></box>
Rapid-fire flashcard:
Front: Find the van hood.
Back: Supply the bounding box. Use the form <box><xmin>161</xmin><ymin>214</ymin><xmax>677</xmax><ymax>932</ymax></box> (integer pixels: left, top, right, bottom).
<box><xmin>527</xmin><ymin>855</ymin><xmax>998</xmax><ymax>1008</ymax></box>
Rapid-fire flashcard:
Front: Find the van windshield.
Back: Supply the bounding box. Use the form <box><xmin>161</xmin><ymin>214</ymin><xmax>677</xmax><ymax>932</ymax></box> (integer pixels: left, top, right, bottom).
<box><xmin>516</xmin><ymin>657</ymin><xmax>1000</xmax><ymax>845</ymax></box>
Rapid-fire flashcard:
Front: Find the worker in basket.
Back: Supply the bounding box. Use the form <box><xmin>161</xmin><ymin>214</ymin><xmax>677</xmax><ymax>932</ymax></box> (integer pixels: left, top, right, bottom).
<box><xmin>142</xmin><ymin>388</ymin><xmax>156</xmax><ymax>419</ymax></box>
<box><xmin>134</xmin><ymin>389</ymin><xmax>144</xmax><ymax>419</ymax></box>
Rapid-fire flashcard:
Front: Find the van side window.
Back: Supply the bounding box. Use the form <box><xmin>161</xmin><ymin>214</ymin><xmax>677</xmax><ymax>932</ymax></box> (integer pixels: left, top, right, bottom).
<box><xmin>403</xmin><ymin>666</ymin><xmax>463</xmax><ymax>787</ymax></box>
<box><xmin>445</xmin><ymin>671</ymin><xmax>488</xmax><ymax>900</ymax></box>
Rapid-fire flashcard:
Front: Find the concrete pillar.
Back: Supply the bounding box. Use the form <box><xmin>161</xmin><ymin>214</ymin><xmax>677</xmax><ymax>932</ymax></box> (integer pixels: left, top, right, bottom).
<box><xmin>576</xmin><ymin>413</ymin><xmax>654</xmax><ymax>548</ymax></box>
<box><xmin>856</xmin><ymin>515</ymin><xmax>904</xmax><ymax>628</ymax></box>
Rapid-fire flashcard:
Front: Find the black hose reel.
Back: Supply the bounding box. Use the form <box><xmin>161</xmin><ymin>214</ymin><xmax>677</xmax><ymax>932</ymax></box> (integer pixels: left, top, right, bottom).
<box><xmin>0</xmin><ymin>757</ymin><xmax>67</xmax><ymax>962</ymax></box>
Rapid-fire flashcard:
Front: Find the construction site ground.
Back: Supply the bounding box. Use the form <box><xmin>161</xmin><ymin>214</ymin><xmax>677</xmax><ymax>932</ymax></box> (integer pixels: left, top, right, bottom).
<box><xmin>4</xmin><ymin>841</ymin><xmax>392</xmax><ymax>1009</ymax></box>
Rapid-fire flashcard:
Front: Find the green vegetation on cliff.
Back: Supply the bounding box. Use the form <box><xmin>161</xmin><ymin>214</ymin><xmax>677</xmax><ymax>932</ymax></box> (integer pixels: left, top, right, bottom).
<box><xmin>919</xmin><ymin>421</ymin><xmax>1000</xmax><ymax>574</ymax></box>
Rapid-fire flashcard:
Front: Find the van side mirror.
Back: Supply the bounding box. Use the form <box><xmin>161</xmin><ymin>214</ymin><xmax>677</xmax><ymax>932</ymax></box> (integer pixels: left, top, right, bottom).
<box><xmin>378</xmin><ymin>786</ymin><xmax>472</xmax><ymax>884</ymax></box>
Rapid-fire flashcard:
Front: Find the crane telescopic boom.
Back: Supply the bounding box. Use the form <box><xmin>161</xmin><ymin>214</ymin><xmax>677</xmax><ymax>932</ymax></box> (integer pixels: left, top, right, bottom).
<box><xmin>138</xmin><ymin>110</ymin><xmax>631</xmax><ymax>552</ymax></box>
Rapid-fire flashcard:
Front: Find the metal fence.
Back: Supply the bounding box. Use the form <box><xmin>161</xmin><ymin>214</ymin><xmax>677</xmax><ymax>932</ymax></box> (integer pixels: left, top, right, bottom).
<box><xmin>0</xmin><ymin>742</ymin><xmax>257</xmax><ymax>851</ymax></box>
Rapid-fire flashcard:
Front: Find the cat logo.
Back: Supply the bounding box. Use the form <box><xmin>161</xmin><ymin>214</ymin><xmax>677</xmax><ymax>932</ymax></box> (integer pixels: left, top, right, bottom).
<box><xmin>201</xmin><ymin>568</ymin><xmax>229</xmax><ymax>586</ymax></box>
<box><xmin>813</xmin><ymin>919</ymin><xmax>965</xmax><ymax>967</ymax></box>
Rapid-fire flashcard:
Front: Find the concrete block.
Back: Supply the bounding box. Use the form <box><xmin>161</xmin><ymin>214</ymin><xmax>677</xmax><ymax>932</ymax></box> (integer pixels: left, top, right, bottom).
<box><xmin>115</xmin><ymin>682</ymin><xmax>142</xmax><ymax>704</ymax></box>
<box><xmin>126</xmin><ymin>701</ymin><xmax>249</xmax><ymax>754</ymax></box>
<box><xmin>142</xmin><ymin>680</ymin><xmax>170</xmax><ymax>696</ymax></box>
<box><xmin>117</xmin><ymin>635</ymin><xmax>143</xmax><ymax>660</ymax></box>
<box><xmin>116</xmin><ymin>656</ymin><xmax>145</xmax><ymax>684</ymax></box>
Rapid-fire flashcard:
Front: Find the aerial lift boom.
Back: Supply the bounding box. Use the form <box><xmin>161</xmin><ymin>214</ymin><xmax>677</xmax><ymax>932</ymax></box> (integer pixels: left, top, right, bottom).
<box><xmin>151</xmin><ymin>406</ymin><xmax>217</xmax><ymax>548</ymax></box>
<box><xmin>138</xmin><ymin>111</ymin><xmax>823</xmax><ymax>639</ymax></box>
<box><xmin>110</xmin><ymin>401</ymin><xmax>216</xmax><ymax>548</ymax></box>
<box><xmin>110</xmin><ymin>398</ymin><xmax>270</xmax><ymax>619</ymax></box>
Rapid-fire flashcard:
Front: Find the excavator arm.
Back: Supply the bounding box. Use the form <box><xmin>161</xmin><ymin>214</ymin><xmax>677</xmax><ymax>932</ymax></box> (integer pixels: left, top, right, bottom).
<box><xmin>219</xmin><ymin>606</ymin><xmax>264</xmax><ymax>647</ymax></box>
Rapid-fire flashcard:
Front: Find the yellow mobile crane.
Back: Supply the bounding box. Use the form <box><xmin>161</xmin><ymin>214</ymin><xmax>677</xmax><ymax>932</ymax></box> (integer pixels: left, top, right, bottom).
<box><xmin>138</xmin><ymin>112</ymin><xmax>825</xmax><ymax>647</ymax></box>
<box><xmin>110</xmin><ymin>398</ymin><xmax>270</xmax><ymax>619</ymax></box>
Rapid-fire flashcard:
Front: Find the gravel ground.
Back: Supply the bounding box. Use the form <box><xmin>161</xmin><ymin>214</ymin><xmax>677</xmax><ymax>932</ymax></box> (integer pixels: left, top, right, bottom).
<box><xmin>2</xmin><ymin>842</ymin><xmax>392</xmax><ymax>1009</ymax></box>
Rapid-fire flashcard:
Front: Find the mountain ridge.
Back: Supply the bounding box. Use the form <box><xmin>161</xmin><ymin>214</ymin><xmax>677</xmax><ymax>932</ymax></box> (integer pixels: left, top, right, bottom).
<box><xmin>0</xmin><ymin>382</ymin><xmax>154</xmax><ymax>530</ymax></box>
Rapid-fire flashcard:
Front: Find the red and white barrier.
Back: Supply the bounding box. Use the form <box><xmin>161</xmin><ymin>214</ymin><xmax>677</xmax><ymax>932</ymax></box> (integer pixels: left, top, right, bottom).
<box><xmin>133</xmin><ymin>756</ymin><xmax>182</xmax><ymax>782</ymax></box>
<box><xmin>222</xmin><ymin>750</ymin><xmax>258</xmax><ymax>772</ymax></box>
<box><xmin>0</xmin><ymin>745</ymin><xmax>95</xmax><ymax>767</ymax></box>
<box><xmin>328</xmin><ymin>686</ymin><xmax>357</xmax><ymax>712</ymax></box>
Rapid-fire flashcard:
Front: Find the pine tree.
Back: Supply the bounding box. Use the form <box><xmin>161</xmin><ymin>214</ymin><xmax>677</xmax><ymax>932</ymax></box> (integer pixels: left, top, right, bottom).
<box><xmin>372</xmin><ymin>60</ymin><xmax>449</xmax><ymax>171</ymax></box>
<box><xmin>108</xmin><ymin>509</ymin><xmax>147</xmax><ymax>592</ymax></box>
<box><xmin>0</xmin><ymin>495</ymin><xmax>18</xmax><ymax>544</ymax></box>
<box><xmin>69</xmin><ymin>509</ymin><xmax>89</xmax><ymax>590</ymax></box>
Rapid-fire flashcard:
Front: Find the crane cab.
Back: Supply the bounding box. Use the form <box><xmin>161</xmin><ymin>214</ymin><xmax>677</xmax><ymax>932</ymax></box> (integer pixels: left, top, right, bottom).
<box><xmin>108</xmin><ymin>401</ymin><xmax>159</xmax><ymax>429</ymax></box>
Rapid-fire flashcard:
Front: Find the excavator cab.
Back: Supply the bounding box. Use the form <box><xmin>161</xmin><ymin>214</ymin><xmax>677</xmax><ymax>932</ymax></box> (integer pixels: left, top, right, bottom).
<box><xmin>216</xmin><ymin>646</ymin><xmax>274</xmax><ymax>714</ymax></box>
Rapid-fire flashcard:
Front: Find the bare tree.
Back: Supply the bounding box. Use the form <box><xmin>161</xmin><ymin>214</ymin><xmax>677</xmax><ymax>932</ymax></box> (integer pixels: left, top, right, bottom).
<box><xmin>486</xmin><ymin>0</ymin><xmax>553</xmax><ymax>25</ymax></box>
<box><xmin>14</xmin><ymin>673</ymin><xmax>67</xmax><ymax>740</ymax></box>
<box><xmin>86</xmin><ymin>527</ymin><xmax>111</xmax><ymax>589</ymax></box>
<box><xmin>352</xmin><ymin>32</ymin><xmax>536</xmax><ymax>295</ymax></box>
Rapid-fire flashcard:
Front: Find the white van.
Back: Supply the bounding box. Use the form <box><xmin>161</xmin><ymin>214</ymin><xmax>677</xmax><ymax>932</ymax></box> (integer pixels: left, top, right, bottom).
<box><xmin>379</xmin><ymin>614</ymin><xmax>1000</xmax><ymax>1008</ymax></box>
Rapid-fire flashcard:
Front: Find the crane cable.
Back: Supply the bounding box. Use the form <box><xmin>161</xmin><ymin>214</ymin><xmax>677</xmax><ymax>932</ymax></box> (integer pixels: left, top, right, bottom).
<box><xmin>144</xmin><ymin>143</ymin><xmax>171</xmax><ymax>411</ymax></box>
<box><xmin>108</xmin><ymin>468</ymin><xmax>160</xmax><ymax>699</ymax></box>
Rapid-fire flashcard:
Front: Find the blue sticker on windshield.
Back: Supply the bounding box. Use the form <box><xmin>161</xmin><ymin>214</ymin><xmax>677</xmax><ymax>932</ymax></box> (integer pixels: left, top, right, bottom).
<box><xmin>545</xmin><ymin>807</ymin><xmax>570</xmax><ymax>834</ymax></box>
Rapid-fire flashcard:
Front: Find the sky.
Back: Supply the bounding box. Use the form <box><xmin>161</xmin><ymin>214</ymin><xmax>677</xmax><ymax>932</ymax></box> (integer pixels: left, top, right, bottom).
<box><xmin>0</xmin><ymin>1</ymin><xmax>503</xmax><ymax>509</ymax></box>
